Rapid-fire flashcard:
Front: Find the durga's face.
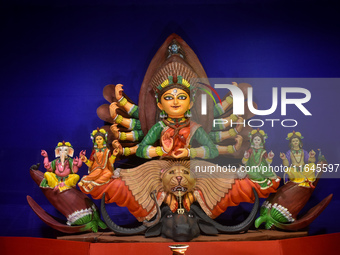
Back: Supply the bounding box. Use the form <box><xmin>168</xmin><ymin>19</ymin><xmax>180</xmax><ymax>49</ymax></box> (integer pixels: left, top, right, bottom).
<box><xmin>157</xmin><ymin>88</ymin><xmax>191</xmax><ymax>118</ymax></box>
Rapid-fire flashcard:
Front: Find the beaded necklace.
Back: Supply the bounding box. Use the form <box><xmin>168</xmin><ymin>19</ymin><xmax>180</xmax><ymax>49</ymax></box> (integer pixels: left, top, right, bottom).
<box><xmin>291</xmin><ymin>148</ymin><xmax>303</xmax><ymax>165</ymax></box>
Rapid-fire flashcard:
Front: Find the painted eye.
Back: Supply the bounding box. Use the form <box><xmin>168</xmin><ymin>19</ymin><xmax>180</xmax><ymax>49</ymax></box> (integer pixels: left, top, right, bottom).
<box><xmin>178</xmin><ymin>95</ymin><xmax>187</xmax><ymax>100</ymax></box>
<box><xmin>167</xmin><ymin>214</ymin><xmax>173</xmax><ymax>218</ymax></box>
<box><xmin>164</xmin><ymin>96</ymin><xmax>173</xmax><ymax>100</ymax></box>
<box><xmin>169</xmin><ymin>170</ymin><xmax>175</xmax><ymax>174</ymax></box>
<box><xmin>188</xmin><ymin>213</ymin><xmax>194</xmax><ymax>218</ymax></box>
<box><xmin>183</xmin><ymin>170</ymin><xmax>189</xmax><ymax>175</ymax></box>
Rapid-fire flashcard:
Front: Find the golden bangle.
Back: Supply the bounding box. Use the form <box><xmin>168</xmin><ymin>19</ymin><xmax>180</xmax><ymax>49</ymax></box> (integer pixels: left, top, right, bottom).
<box><xmin>123</xmin><ymin>147</ymin><xmax>131</xmax><ymax>156</ymax></box>
<box><xmin>190</xmin><ymin>148</ymin><xmax>197</xmax><ymax>158</ymax></box>
<box><xmin>228</xmin><ymin>128</ymin><xmax>237</xmax><ymax>137</ymax></box>
<box><xmin>120</xmin><ymin>132</ymin><xmax>127</xmax><ymax>141</ymax></box>
<box><xmin>119</xmin><ymin>97</ymin><xmax>128</xmax><ymax>106</ymax></box>
<box><xmin>226</xmin><ymin>96</ymin><xmax>233</xmax><ymax>105</ymax></box>
<box><xmin>227</xmin><ymin>145</ymin><xmax>235</xmax><ymax>154</ymax></box>
<box><xmin>243</xmin><ymin>157</ymin><xmax>249</xmax><ymax>162</ymax></box>
<box><xmin>115</xmin><ymin>115</ymin><xmax>123</xmax><ymax>124</ymax></box>
<box><xmin>156</xmin><ymin>146</ymin><xmax>164</xmax><ymax>156</ymax></box>
<box><xmin>230</xmin><ymin>114</ymin><xmax>238</xmax><ymax>122</ymax></box>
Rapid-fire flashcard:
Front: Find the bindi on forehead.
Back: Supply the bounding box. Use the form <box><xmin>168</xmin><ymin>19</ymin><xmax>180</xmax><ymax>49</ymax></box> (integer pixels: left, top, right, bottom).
<box><xmin>168</xmin><ymin>88</ymin><xmax>179</xmax><ymax>97</ymax></box>
<box><xmin>164</xmin><ymin>88</ymin><xmax>188</xmax><ymax>97</ymax></box>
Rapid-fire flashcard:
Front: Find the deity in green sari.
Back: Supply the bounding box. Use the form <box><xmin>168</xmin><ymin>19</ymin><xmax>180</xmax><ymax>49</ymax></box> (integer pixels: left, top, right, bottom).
<box><xmin>242</xmin><ymin>129</ymin><xmax>280</xmax><ymax>189</ymax></box>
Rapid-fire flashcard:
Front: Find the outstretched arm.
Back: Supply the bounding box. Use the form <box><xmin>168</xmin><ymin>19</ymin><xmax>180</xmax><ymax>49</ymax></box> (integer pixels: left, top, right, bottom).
<box><xmin>110</xmin><ymin>102</ymin><xmax>141</xmax><ymax>130</ymax></box>
<box><xmin>41</xmin><ymin>150</ymin><xmax>52</xmax><ymax>171</ymax></box>
<box><xmin>80</xmin><ymin>150</ymin><xmax>94</xmax><ymax>168</ymax></box>
<box><xmin>110</xmin><ymin>124</ymin><xmax>144</xmax><ymax>142</ymax></box>
<box><xmin>115</xmin><ymin>84</ymin><xmax>139</xmax><ymax>118</ymax></box>
<box><xmin>280</xmin><ymin>152</ymin><xmax>289</xmax><ymax>166</ymax></box>
<box><xmin>72</xmin><ymin>154</ymin><xmax>83</xmax><ymax>173</ymax></box>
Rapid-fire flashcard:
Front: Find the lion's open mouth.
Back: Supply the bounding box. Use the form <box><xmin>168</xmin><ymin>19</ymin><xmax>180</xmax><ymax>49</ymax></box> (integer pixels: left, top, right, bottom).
<box><xmin>171</xmin><ymin>186</ymin><xmax>187</xmax><ymax>192</ymax></box>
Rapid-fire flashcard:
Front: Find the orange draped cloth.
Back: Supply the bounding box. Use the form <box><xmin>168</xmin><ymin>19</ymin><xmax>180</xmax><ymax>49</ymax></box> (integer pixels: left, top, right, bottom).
<box><xmin>79</xmin><ymin>148</ymin><xmax>113</xmax><ymax>192</ymax></box>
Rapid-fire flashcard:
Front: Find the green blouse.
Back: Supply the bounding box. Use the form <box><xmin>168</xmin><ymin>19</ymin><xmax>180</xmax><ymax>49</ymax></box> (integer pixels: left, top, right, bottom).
<box><xmin>136</xmin><ymin>121</ymin><xmax>219</xmax><ymax>159</ymax></box>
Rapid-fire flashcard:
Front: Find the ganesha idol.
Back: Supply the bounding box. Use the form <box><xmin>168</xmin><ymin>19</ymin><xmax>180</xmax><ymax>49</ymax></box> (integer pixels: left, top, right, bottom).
<box><xmin>77</xmin><ymin>34</ymin><xmax>282</xmax><ymax>241</ymax></box>
<box><xmin>27</xmin><ymin>141</ymin><xmax>107</xmax><ymax>233</ymax></box>
<box><xmin>40</xmin><ymin>141</ymin><xmax>81</xmax><ymax>192</ymax></box>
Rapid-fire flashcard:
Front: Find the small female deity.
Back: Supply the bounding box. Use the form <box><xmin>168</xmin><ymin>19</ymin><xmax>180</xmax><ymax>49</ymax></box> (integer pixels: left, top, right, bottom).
<box><xmin>242</xmin><ymin>129</ymin><xmax>280</xmax><ymax>189</ymax></box>
<box><xmin>280</xmin><ymin>131</ymin><xmax>316</xmax><ymax>187</ymax></box>
<box><xmin>78</xmin><ymin>128</ymin><xmax>119</xmax><ymax>192</ymax></box>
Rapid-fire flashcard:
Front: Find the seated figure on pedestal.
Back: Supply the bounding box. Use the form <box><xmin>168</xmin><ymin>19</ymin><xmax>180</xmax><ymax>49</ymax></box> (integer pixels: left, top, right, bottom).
<box><xmin>41</xmin><ymin>141</ymin><xmax>82</xmax><ymax>192</ymax></box>
<box><xmin>280</xmin><ymin>131</ymin><xmax>316</xmax><ymax>188</ymax></box>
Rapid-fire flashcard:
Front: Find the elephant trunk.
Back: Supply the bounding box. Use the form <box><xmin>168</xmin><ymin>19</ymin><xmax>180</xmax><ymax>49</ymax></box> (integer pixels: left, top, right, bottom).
<box><xmin>60</xmin><ymin>151</ymin><xmax>67</xmax><ymax>167</ymax></box>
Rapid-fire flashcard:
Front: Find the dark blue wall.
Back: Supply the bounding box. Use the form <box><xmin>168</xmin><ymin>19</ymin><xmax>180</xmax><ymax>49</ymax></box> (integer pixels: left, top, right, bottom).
<box><xmin>1</xmin><ymin>0</ymin><xmax>339</xmax><ymax>237</ymax></box>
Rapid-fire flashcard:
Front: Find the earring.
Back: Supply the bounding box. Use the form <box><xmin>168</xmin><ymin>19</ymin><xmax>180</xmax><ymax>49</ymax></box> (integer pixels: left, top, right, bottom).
<box><xmin>160</xmin><ymin>110</ymin><xmax>167</xmax><ymax>118</ymax></box>
<box><xmin>185</xmin><ymin>109</ymin><xmax>192</xmax><ymax>118</ymax></box>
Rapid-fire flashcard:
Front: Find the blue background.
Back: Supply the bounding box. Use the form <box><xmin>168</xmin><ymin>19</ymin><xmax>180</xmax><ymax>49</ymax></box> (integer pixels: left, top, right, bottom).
<box><xmin>1</xmin><ymin>0</ymin><xmax>339</xmax><ymax>238</ymax></box>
